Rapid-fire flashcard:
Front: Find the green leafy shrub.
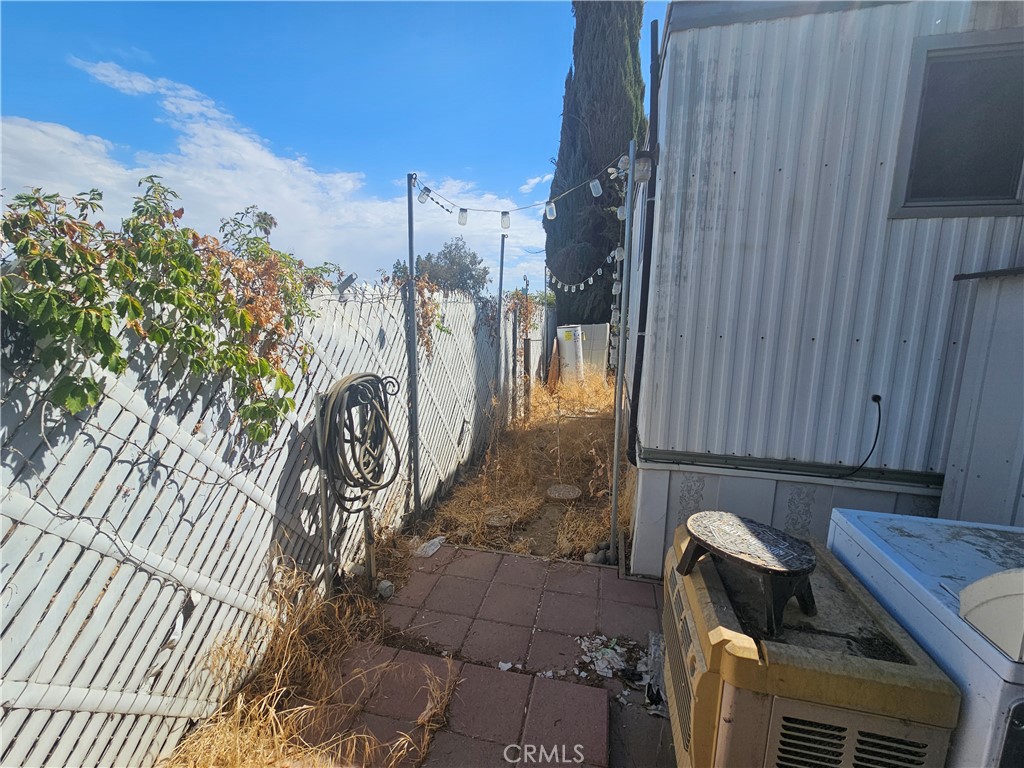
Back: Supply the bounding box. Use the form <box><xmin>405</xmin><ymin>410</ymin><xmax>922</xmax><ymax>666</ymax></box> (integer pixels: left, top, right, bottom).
<box><xmin>1</xmin><ymin>177</ymin><xmax>337</xmax><ymax>442</ymax></box>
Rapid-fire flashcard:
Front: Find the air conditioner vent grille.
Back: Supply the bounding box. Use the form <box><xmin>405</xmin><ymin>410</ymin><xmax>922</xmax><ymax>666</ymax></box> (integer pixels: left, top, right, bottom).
<box><xmin>776</xmin><ymin>716</ymin><xmax>847</xmax><ymax>767</ymax></box>
<box><xmin>679</xmin><ymin>602</ymin><xmax>693</xmax><ymax>654</ymax></box>
<box><xmin>768</xmin><ymin>700</ymin><xmax>947</xmax><ymax>768</ymax></box>
<box><xmin>853</xmin><ymin>731</ymin><xmax>929</xmax><ymax>768</ymax></box>
<box><xmin>777</xmin><ymin>750</ymin><xmax>843</xmax><ymax>768</ymax></box>
<box><xmin>663</xmin><ymin>589</ymin><xmax>694</xmax><ymax>752</ymax></box>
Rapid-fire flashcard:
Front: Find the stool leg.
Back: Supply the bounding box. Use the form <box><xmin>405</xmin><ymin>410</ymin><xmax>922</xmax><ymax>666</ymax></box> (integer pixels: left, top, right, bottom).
<box><xmin>677</xmin><ymin>537</ymin><xmax>706</xmax><ymax>576</ymax></box>
<box><xmin>762</xmin><ymin>574</ymin><xmax>789</xmax><ymax>638</ymax></box>
<box><xmin>794</xmin><ymin>575</ymin><xmax>817</xmax><ymax>617</ymax></box>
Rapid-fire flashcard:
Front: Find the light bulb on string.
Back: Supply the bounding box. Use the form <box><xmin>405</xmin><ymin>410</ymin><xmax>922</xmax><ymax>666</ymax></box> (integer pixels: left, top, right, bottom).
<box><xmin>589</xmin><ymin>178</ymin><xmax>603</xmax><ymax>197</ymax></box>
<box><xmin>606</xmin><ymin>254</ymin><xmax>613</xmax><ymax>264</ymax></box>
<box><xmin>612</xmin><ymin>281</ymin><xmax>622</xmax><ymax>296</ymax></box>
<box><xmin>563</xmin><ymin>285</ymin><xmax>569</xmax><ymax>292</ymax></box>
<box><xmin>500</xmin><ymin>211</ymin><xmax>510</xmax><ymax>229</ymax></box>
<box><xmin>617</xmin><ymin>206</ymin><xmax>626</xmax><ymax>221</ymax></box>
<box><xmin>588</xmin><ymin>276</ymin><xmax>594</xmax><ymax>285</ymax></box>
<box><xmin>614</xmin><ymin>246</ymin><xmax>625</xmax><ymax>261</ymax></box>
<box><xmin>571</xmin><ymin>285</ymin><xmax>577</xmax><ymax>293</ymax></box>
<box><xmin>418</xmin><ymin>186</ymin><xmax>431</xmax><ymax>204</ymax></box>
<box><xmin>458</xmin><ymin>208</ymin><xmax>468</xmax><ymax>225</ymax></box>
<box><xmin>545</xmin><ymin>201</ymin><xmax>557</xmax><ymax>220</ymax></box>
<box><xmin>597</xmin><ymin>268</ymin><xmax>603</xmax><ymax>276</ymax></box>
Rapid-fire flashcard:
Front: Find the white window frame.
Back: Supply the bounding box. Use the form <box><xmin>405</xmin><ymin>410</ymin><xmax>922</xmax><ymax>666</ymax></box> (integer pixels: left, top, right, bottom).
<box><xmin>890</xmin><ymin>28</ymin><xmax>1024</xmax><ymax>219</ymax></box>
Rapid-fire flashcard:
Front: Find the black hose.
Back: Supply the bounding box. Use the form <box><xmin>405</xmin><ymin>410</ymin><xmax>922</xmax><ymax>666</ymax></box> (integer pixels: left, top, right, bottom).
<box><xmin>313</xmin><ymin>373</ymin><xmax>401</xmax><ymax>514</ymax></box>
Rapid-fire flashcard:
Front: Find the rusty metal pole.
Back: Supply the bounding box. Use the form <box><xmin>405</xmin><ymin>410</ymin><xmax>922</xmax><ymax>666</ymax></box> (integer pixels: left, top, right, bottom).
<box><xmin>610</xmin><ymin>141</ymin><xmax>637</xmax><ymax>566</ymax></box>
<box><xmin>406</xmin><ymin>173</ymin><xmax>423</xmax><ymax>520</ymax></box>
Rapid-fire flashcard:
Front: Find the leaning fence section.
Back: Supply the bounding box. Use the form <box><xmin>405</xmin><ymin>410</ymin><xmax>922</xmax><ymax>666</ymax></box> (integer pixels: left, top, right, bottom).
<box><xmin>0</xmin><ymin>287</ymin><xmax>513</xmax><ymax>767</ymax></box>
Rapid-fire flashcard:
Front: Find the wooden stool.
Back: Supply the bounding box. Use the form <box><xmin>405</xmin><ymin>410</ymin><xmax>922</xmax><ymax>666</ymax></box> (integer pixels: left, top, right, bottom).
<box><xmin>677</xmin><ymin>510</ymin><xmax>817</xmax><ymax>638</ymax></box>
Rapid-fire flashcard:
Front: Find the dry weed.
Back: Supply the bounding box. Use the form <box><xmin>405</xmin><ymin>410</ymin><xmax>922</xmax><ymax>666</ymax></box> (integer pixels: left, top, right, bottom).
<box><xmin>414</xmin><ymin>659</ymin><xmax>461</xmax><ymax>751</ymax></box>
<box><xmin>425</xmin><ymin>370</ymin><xmax>627</xmax><ymax>558</ymax></box>
<box><xmin>162</xmin><ymin>565</ymin><xmax>450</xmax><ymax>768</ymax></box>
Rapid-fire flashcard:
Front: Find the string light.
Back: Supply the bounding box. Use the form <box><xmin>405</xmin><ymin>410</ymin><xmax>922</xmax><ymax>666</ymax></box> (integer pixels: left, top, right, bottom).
<box><xmin>410</xmin><ymin>148</ymin><xmax>628</xmax><ymax>231</ymax></box>
<box><xmin>412</xmin><ymin>151</ymin><xmax>642</xmax><ymax>299</ymax></box>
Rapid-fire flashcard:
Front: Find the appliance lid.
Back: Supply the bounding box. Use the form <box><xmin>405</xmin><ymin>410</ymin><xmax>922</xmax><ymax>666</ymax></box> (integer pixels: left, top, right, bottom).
<box><xmin>831</xmin><ymin>509</ymin><xmax>1024</xmax><ymax>681</ymax></box>
<box><xmin>960</xmin><ymin>568</ymin><xmax>1024</xmax><ymax>663</ymax></box>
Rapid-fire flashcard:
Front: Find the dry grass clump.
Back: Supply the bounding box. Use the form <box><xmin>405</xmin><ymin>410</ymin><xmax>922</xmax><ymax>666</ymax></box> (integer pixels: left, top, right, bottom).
<box><xmin>416</xmin><ymin>658</ymin><xmax>460</xmax><ymax>732</ymax></box>
<box><xmin>425</xmin><ymin>369</ymin><xmax>622</xmax><ymax>557</ymax></box>
<box><xmin>162</xmin><ymin>564</ymin><xmax>454</xmax><ymax>768</ymax></box>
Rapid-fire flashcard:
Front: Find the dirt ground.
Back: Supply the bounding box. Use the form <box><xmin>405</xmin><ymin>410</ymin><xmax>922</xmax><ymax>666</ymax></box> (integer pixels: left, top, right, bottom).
<box><xmin>417</xmin><ymin>372</ymin><xmax>635</xmax><ymax>563</ymax></box>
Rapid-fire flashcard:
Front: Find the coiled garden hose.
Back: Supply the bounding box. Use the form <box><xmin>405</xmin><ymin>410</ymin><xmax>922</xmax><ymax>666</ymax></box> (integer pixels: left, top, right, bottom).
<box><xmin>312</xmin><ymin>373</ymin><xmax>401</xmax><ymax>593</ymax></box>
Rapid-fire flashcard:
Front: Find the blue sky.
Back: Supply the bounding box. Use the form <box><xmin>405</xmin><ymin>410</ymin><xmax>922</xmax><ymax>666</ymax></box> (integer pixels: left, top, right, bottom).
<box><xmin>1</xmin><ymin>0</ymin><xmax>667</xmax><ymax>290</ymax></box>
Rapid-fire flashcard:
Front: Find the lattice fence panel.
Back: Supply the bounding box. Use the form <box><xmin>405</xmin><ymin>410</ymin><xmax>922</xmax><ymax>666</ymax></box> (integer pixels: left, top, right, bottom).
<box><xmin>0</xmin><ymin>288</ymin><xmax>513</xmax><ymax>767</ymax></box>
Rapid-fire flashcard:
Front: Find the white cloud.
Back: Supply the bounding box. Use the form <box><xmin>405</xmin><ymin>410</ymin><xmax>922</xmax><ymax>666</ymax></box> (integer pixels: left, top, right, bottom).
<box><xmin>2</xmin><ymin>60</ymin><xmax>549</xmax><ymax>291</ymax></box>
<box><xmin>519</xmin><ymin>173</ymin><xmax>553</xmax><ymax>194</ymax></box>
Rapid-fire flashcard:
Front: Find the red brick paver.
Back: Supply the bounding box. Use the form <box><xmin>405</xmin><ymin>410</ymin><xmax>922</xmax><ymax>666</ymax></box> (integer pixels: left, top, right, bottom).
<box><xmin>351</xmin><ymin>712</ymin><xmax>423</xmax><ymax>768</ymax></box>
<box><xmin>384</xmin><ymin>603</ymin><xmax>418</xmax><ymax>631</ymax></box>
<box><xmin>443</xmin><ymin>549</ymin><xmax>503</xmax><ymax>581</ymax></box>
<box><xmin>422</xmin><ymin>731</ymin><xmax>510</xmax><ymax>767</ymax></box>
<box><xmin>461</xmin><ymin>618</ymin><xmax>532</xmax><ymax>665</ymax></box>
<box><xmin>599</xmin><ymin>569</ymin><xmax>658</xmax><ymax>607</ymax></box>
<box><xmin>546</xmin><ymin>562</ymin><xmax>601</xmax><ymax>596</ymax></box>
<box><xmin>423</xmin><ymin>575</ymin><xmax>489</xmax><ymax>617</ymax></box>
<box><xmin>391</xmin><ymin>571</ymin><xmax>440</xmax><ymax>607</ymax></box>
<box><xmin>448</xmin><ymin>663</ymin><xmax>531</xmax><ymax>743</ymax></box>
<box><xmin>478</xmin><ymin>582</ymin><xmax>542</xmax><ymax>627</ymax></box>
<box><xmin>408</xmin><ymin>609</ymin><xmax>473</xmax><ymax>652</ymax></box>
<box><xmin>411</xmin><ymin>544</ymin><xmax>458</xmax><ymax>574</ymax></box>
<box><xmin>526</xmin><ymin>630</ymin><xmax>580</xmax><ymax>673</ymax></box>
<box><xmin>522</xmin><ymin>677</ymin><xmax>609</xmax><ymax>768</ymax></box>
<box><xmin>597</xmin><ymin>600</ymin><xmax>660</xmax><ymax>644</ymax></box>
<box><xmin>337</xmin><ymin>643</ymin><xmax>398</xmax><ymax>707</ymax></box>
<box><xmin>364</xmin><ymin>650</ymin><xmax>462</xmax><ymax>722</ymax></box>
<box><xmin>537</xmin><ymin>590</ymin><xmax>598</xmax><ymax>636</ymax></box>
<box><xmin>494</xmin><ymin>554</ymin><xmax>549</xmax><ymax>589</ymax></box>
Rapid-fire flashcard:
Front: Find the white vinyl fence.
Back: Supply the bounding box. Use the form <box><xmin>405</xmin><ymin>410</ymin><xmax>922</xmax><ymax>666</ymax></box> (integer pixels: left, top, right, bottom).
<box><xmin>0</xmin><ymin>286</ymin><xmax>516</xmax><ymax>767</ymax></box>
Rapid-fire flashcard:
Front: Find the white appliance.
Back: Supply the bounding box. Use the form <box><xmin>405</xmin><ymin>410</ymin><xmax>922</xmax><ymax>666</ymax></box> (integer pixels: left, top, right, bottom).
<box><xmin>555</xmin><ymin>324</ymin><xmax>585</xmax><ymax>382</ymax></box>
<box><xmin>828</xmin><ymin>509</ymin><xmax>1024</xmax><ymax>768</ymax></box>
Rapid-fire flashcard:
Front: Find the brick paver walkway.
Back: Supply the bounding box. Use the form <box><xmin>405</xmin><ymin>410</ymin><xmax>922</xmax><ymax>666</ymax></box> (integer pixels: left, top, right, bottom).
<box><xmin>346</xmin><ymin>545</ymin><xmax>672</xmax><ymax>767</ymax></box>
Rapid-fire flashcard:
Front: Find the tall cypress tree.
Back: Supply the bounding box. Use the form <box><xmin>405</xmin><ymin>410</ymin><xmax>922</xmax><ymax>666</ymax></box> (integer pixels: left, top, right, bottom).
<box><xmin>545</xmin><ymin>1</ymin><xmax>647</xmax><ymax>324</ymax></box>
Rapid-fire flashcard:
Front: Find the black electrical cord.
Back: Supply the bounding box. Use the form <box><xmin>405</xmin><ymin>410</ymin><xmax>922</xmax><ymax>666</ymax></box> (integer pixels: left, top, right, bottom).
<box><xmin>313</xmin><ymin>373</ymin><xmax>402</xmax><ymax>514</ymax></box>
<box><xmin>842</xmin><ymin>394</ymin><xmax>883</xmax><ymax>479</ymax></box>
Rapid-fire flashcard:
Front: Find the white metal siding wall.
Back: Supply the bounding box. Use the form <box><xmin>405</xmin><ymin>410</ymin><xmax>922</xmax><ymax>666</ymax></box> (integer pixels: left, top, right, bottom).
<box><xmin>0</xmin><ymin>290</ymin><xmax>508</xmax><ymax>767</ymax></box>
<box><xmin>640</xmin><ymin>1</ymin><xmax>1024</xmax><ymax>474</ymax></box>
<box><xmin>939</xmin><ymin>274</ymin><xmax>1024</xmax><ymax>527</ymax></box>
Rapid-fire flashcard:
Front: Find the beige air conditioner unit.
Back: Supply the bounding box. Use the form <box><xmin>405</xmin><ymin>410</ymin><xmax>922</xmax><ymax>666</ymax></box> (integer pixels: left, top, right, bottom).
<box><xmin>663</xmin><ymin>525</ymin><xmax>960</xmax><ymax>768</ymax></box>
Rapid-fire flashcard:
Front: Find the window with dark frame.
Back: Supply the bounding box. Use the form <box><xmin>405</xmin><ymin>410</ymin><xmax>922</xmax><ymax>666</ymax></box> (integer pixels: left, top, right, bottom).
<box><xmin>891</xmin><ymin>29</ymin><xmax>1024</xmax><ymax>218</ymax></box>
